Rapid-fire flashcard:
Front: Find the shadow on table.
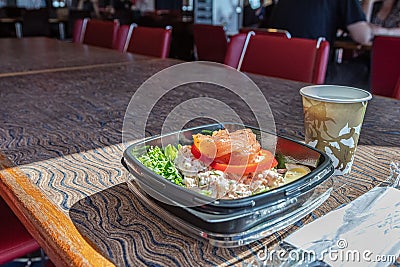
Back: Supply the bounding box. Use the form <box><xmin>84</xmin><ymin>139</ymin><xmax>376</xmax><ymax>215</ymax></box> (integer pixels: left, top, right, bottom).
<box><xmin>69</xmin><ymin>182</ymin><xmax>281</xmax><ymax>266</ymax></box>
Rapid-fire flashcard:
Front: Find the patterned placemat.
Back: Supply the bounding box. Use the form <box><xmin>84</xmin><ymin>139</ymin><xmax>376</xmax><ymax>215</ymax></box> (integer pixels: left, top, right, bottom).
<box><xmin>0</xmin><ymin>60</ymin><xmax>399</xmax><ymax>266</ymax></box>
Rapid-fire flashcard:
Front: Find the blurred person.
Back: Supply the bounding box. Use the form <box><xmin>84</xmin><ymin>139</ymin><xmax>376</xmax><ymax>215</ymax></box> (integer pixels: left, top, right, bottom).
<box><xmin>78</xmin><ymin>0</ymin><xmax>100</xmax><ymax>18</ymax></box>
<box><xmin>363</xmin><ymin>0</ymin><xmax>400</xmax><ymax>27</ymax></box>
<box><xmin>265</xmin><ymin>0</ymin><xmax>400</xmax><ymax>46</ymax></box>
<box><xmin>243</xmin><ymin>0</ymin><xmax>261</xmax><ymax>27</ymax></box>
<box><xmin>244</xmin><ymin>0</ymin><xmax>277</xmax><ymax>27</ymax></box>
<box><xmin>263</xmin><ymin>0</ymin><xmax>396</xmax><ymax>90</ymax></box>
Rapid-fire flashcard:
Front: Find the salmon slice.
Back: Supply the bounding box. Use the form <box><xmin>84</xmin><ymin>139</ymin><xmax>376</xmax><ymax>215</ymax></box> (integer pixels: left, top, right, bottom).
<box><xmin>193</xmin><ymin>129</ymin><xmax>261</xmax><ymax>164</ymax></box>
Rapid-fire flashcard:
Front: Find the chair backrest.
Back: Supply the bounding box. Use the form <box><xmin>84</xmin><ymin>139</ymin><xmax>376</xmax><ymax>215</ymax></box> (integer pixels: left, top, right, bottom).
<box><xmin>21</xmin><ymin>8</ymin><xmax>50</xmax><ymax>37</ymax></box>
<box><xmin>114</xmin><ymin>23</ymin><xmax>135</xmax><ymax>52</ymax></box>
<box><xmin>192</xmin><ymin>24</ymin><xmax>228</xmax><ymax>63</ymax></box>
<box><xmin>72</xmin><ymin>18</ymin><xmax>89</xmax><ymax>43</ymax></box>
<box><xmin>126</xmin><ymin>26</ymin><xmax>172</xmax><ymax>58</ymax></box>
<box><xmin>371</xmin><ymin>35</ymin><xmax>400</xmax><ymax>97</ymax></box>
<box><xmin>82</xmin><ymin>19</ymin><xmax>119</xmax><ymax>49</ymax></box>
<box><xmin>240</xmin><ymin>35</ymin><xmax>330</xmax><ymax>84</ymax></box>
<box><xmin>0</xmin><ymin>196</ymin><xmax>40</xmax><ymax>265</ymax></box>
<box><xmin>224</xmin><ymin>30</ymin><xmax>291</xmax><ymax>69</ymax></box>
<box><xmin>239</xmin><ymin>27</ymin><xmax>292</xmax><ymax>38</ymax></box>
<box><xmin>393</xmin><ymin>76</ymin><xmax>400</xmax><ymax>100</ymax></box>
<box><xmin>67</xmin><ymin>9</ymin><xmax>91</xmax><ymax>39</ymax></box>
<box><xmin>224</xmin><ymin>32</ymin><xmax>250</xmax><ymax>69</ymax></box>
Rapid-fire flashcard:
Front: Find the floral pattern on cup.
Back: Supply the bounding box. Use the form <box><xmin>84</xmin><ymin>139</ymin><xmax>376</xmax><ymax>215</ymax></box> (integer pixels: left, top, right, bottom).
<box><xmin>303</xmin><ymin>98</ymin><xmax>368</xmax><ymax>175</ymax></box>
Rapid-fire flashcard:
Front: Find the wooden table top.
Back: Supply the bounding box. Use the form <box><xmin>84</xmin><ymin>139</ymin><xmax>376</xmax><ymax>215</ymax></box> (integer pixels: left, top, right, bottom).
<box><xmin>0</xmin><ymin>39</ymin><xmax>399</xmax><ymax>266</ymax></box>
<box><xmin>333</xmin><ymin>40</ymin><xmax>372</xmax><ymax>51</ymax></box>
<box><xmin>0</xmin><ymin>37</ymin><xmax>150</xmax><ymax>77</ymax></box>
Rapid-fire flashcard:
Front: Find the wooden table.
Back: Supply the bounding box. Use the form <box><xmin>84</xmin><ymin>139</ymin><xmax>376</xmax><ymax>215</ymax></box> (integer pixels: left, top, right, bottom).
<box><xmin>333</xmin><ymin>39</ymin><xmax>372</xmax><ymax>63</ymax></box>
<box><xmin>0</xmin><ymin>37</ymin><xmax>150</xmax><ymax>77</ymax></box>
<box><xmin>333</xmin><ymin>40</ymin><xmax>372</xmax><ymax>51</ymax></box>
<box><xmin>0</xmin><ymin>38</ymin><xmax>399</xmax><ymax>266</ymax></box>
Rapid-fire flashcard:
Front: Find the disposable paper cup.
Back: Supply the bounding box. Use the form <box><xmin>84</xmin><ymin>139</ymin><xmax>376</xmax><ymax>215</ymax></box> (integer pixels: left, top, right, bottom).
<box><xmin>300</xmin><ymin>85</ymin><xmax>372</xmax><ymax>175</ymax></box>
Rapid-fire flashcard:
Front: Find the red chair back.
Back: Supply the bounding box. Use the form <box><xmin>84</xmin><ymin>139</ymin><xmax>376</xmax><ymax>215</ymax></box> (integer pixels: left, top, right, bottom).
<box><xmin>126</xmin><ymin>26</ymin><xmax>172</xmax><ymax>58</ymax></box>
<box><xmin>72</xmin><ymin>18</ymin><xmax>88</xmax><ymax>43</ymax></box>
<box><xmin>240</xmin><ymin>35</ymin><xmax>330</xmax><ymax>84</ymax></box>
<box><xmin>114</xmin><ymin>23</ymin><xmax>136</xmax><ymax>52</ymax></box>
<box><xmin>82</xmin><ymin>19</ymin><xmax>120</xmax><ymax>49</ymax></box>
<box><xmin>192</xmin><ymin>24</ymin><xmax>228</xmax><ymax>63</ymax></box>
<box><xmin>224</xmin><ymin>33</ymin><xmax>249</xmax><ymax>69</ymax></box>
<box><xmin>0</xmin><ymin>196</ymin><xmax>40</xmax><ymax>265</ymax></box>
<box><xmin>371</xmin><ymin>35</ymin><xmax>400</xmax><ymax>97</ymax></box>
<box><xmin>313</xmin><ymin>39</ymin><xmax>330</xmax><ymax>84</ymax></box>
<box><xmin>393</xmin><ymin>76</ymin><xmax>400</xmax><ymax>99</ymax></box>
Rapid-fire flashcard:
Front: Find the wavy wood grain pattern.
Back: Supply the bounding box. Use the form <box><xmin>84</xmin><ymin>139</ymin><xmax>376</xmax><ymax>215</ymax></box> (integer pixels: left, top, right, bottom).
<box><xmin>0</xmin><ymin>57</ymin><xmax>399</xmax><ymax>266</ymax></box>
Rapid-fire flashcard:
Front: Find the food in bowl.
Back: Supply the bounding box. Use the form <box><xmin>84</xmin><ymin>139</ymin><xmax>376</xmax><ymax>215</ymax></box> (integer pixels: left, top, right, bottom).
<box><xmin>137</xmin><ymin>128</ymin><xmax>311</xmax><ymax>200</ymax></box>
<box><xmin>123</xmin><ymin>123</ymin><xmax>334</xmax><ymax>238</ymax></box>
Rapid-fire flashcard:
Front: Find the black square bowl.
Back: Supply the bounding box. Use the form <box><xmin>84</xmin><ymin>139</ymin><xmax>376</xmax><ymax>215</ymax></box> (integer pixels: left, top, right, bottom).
<box><xmin>122</xmin><ymin>123</ymin><xmax>334</xmax><ymax>244</ymax></box>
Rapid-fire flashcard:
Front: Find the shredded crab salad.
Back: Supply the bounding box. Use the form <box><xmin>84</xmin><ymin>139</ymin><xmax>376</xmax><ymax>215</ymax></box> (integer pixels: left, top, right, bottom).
<box><xmin>138</xmin><ymin>128</ymin><xmax>311</xmax><ymax>200</ymax></box>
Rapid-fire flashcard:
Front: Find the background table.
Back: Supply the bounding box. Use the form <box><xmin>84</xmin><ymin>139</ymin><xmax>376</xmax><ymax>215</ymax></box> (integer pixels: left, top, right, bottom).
<box><xmin>0</xmin><ymin>39</ymin><xmax>399</xmax><ymax>266</ymax></box>
<box><xmin>0</xmin><ymin>37</ymin><xmax>150</xmax><ymax>77</ymax></box>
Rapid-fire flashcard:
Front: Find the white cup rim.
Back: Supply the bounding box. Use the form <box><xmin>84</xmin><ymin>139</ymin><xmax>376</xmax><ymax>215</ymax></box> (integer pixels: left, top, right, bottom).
<box><xmin>300</xmin><ymin>85</ymin><xmax>372</xmax><ymax>103</ymax></box>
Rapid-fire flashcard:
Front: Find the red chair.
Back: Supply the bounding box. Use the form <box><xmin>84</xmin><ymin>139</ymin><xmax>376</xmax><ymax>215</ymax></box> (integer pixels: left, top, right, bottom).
<box><xmin>68</xmin><ymin>9</ymin><xmax>91</xmax><ymax>40</ymax></box>
<box><xmin>224</xmin><ymin>32</ymin><xmax>252</xmax><ymax>69</ymax></box>
<box><xmin>371</xmin><ymin>35</ymin><xmax>400</xmax><ymax>97</ymax></box>
<box><xmin>393</xmin><ymin>76</ymin><xmax>400</xmax><ymax>99</ymax></box>
<box><xmin>240</xmin><ymin>35</ymin><xmax>330</xmax><ymax>84</ymax></box>
<box><xmin>224</xmin><ymin>30</ymin><xmax>292</xmax><ymax>69</ymax></box>
<box><xmin>114</xmin><ymin>23</ymin><xmax>136</xmax><ymax>52</ymax></box>
<box><xmin>0</xmin><ymin>196</ymin><xmax>40</xmax><ymax>265</ymax></box>
<box><xmin>82</xmin><ymin>19</ymin><xmax>120</xmax><ymax>49</ymax></box>
<box><xmin>126</xmin><ymin>26</ymin><xmax>172</xmax><ymax>58</ymax></box>
<box><xmin>192</xmin><ymin>24</ymin><xmax>228</xmax><ymax>63</ymax></box>
<box><xmin>72</xmin><ymin>18</ymin><xmax>89</xmax><ymax>44</ymax></box>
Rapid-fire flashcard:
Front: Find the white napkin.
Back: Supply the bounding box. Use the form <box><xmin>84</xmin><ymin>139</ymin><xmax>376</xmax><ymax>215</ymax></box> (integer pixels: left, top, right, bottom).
<box><xmin>285</xmin><ymin>186</ymin><xmax>400</xmax><ymax>267</ymax></box>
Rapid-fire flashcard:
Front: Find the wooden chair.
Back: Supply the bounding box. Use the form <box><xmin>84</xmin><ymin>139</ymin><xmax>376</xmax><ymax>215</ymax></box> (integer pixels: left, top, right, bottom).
<box><xmin>239</xmin><ymin>35</ymin><xmax>330</xmax><ymax>84</ymax></box>
<box><xmin>192</xmin><ymin>24</ymin><xmax>228</xmax><ymax>63</ymax></box>
<box><xmin>371</xmin><ymin>35</ymin><xmax>400</xmax><ymax>97</ymax></box>
<box><xmin>81</xmin><ymin>19</ymin><xmax>119</xmax><ymax>49</ymax></box>
<box><xmin>0</xmin><ymin>196</ymin><xmax>40</xmax><ymax>265</ymax></box>
<box><xmin>125</xmin><ymin>26</ymin><xmax>172</xmax><ymax>58</ymax></box>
